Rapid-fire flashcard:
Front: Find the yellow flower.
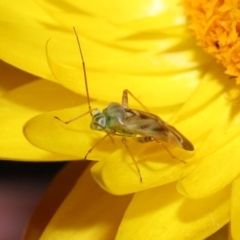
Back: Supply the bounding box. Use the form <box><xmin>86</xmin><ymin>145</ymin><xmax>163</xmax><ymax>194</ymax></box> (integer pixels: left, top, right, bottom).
<box><xmin>0</xmin><ymin>0</ymin><xmax>238</xmax><ymax>239</ymax></box>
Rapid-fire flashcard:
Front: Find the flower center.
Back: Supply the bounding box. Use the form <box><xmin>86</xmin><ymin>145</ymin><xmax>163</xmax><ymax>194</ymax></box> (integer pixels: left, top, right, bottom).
<box><xmin>184</xmin><ymin>0</ymin><xmax>240</xmax><ymax>83</ymax></box>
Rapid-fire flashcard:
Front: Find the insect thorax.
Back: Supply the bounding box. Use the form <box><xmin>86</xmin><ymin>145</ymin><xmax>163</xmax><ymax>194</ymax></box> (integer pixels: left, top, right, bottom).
<box><xmin>90</xmin><ymin>103</ymin><xmax>126</xmax><ymax>132</ymax></box>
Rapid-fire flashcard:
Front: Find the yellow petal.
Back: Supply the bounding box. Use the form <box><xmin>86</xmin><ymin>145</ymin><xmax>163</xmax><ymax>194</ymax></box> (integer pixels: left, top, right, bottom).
<box><xmin>0</xmin><ymin>22</ymin><xmax>55</xmax><ymax>81</ymax></box>
<box><xmin>39</xmin><ymin>0</ymin><xmax>184</xmax><ymax>26</ymax></box>
<box><xmin>0</xmin><ymin>79</ymin><xmax>81</xmax><ymax>160</ymax></box>
<box><xmin>42</xmin><ymin>0</ymin><xmax>187</xmax><ymax>42</ymax></box>
<box><xmin>1</xmin><ymin>0</ymin><xmax>207</xmax><ymax>95</ymax></box>
<box><xmin>116</xmin><ymin>183</ymin><xmax>230</xmax><ymax>240</ymax></box>
<box><xmin>23</xmin><ymin>161</ymin><xmax>89</xmax><ymax>240</ymax></box>
<box><xmin>120</xmin><ymin>7</ymin><xmax>186</xmax><ymax>30</ymax></box>
<box><xmin>169</xmin><ymin>63</ymin><xmax>229</xmax><ymax>142</ymax></box>
<box><xmin>0</xmin><ymin>0</ymin><xmax>55</xmax><ymax>24</ymax></box>
<box><xmin>39</xmin><ymin>163</ymin><xmax>132</xmax><ymax>240</ymax></box>
<box><xmin>176</xmin><ymin>64</ymin><xmax>240</xmax><ymax>198</ymax></box>
<box><xmin>230</xmin><ymin>175</ymin><xmax>240</xmax><ymax>240</ymax></box>
<box><xmin>46</xmin><ymin>30</ymin><xmax>201</xmax><ymax>105</ymax></box>
<box><xmin>91</xmin><ymin>142</ymin><xmax>192</xmax><ymax>194</ymax></box>
<box><xmin>0</xmin><ymin>21</ymin><xmax>202</xmax><ymax>104</ymax></box>
<box><xmin>24</xmin><ymin>105</ymin><xmax>123</xmax><ymax>160</ymax></box>
<box><xmin>0</xmin><ymin>1</ymin><xmax>206</xmax><ymax>109</ymax></box>
<box><xmin>178</xmin><ymin>132</ymin><xmax>240</xmax><ymax>199</ymax></box>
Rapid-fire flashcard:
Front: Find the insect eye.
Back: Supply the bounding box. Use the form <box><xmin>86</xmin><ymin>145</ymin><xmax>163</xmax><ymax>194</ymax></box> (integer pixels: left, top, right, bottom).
<box><xmin>90</xmin><ymin>112</ymin><xmax>106</xmax><ymax>130</ymax></box>
<box><xmin>97</xmin><ymin>117</ymin><xmax>106</xmax><ymax>128</ymax></box>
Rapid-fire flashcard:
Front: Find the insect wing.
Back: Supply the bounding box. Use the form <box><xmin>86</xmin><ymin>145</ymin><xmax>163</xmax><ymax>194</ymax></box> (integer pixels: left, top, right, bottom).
<box><xmin>122</xmin><ymin>108</ymin><xmax>194</xmax><ymax>151</ymax></box>
<box><xmin>163</xmin><ymin>124</ymin><xmax>194</xmax><ymax>151</ymax></box>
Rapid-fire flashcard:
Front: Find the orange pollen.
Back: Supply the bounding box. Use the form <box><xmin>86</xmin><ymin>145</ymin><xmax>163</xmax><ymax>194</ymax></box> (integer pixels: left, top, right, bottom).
<box><xmin>184</xmin><ymin>0</ymin><xmax>240</xmax><ymax>84</ymax></box>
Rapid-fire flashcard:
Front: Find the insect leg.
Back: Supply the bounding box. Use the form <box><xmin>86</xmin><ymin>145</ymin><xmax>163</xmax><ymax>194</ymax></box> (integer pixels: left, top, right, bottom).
<box><xmin>84</xmin><ymin>133</ymin><xmax>114</xmax><ymax>159</ymax></box>
<box><xmin>122</xmin><ymin>137</ymin><xmax>143</xmax><ymax>182</ymax></box>
<box><xmin>155</xmin><ymin>139</ymin><xmax>186</xmax><ymax>164</ymax></box>
<box><xmin>54</xmin><ymin>108</ymin><xmax>98</xmax><ymax>124</ymax></box>
<box><xmin>122</xmin><ymin>89</ymin><xmax>149</xmax><ymax>112</ymax></box>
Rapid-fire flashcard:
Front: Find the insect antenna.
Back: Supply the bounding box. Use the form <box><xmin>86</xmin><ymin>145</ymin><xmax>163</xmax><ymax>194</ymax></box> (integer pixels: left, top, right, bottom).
<box><xmin>73</xmin><ymin>27</ymin><xmax>93</xmax><ymax>117</ymax></box>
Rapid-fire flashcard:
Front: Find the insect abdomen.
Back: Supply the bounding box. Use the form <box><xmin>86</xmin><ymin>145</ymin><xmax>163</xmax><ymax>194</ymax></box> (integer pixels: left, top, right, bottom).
<box><xmin>133</xmin><ymin>136</ymin><xmax>155</xmax><ymax>143</ymax></box>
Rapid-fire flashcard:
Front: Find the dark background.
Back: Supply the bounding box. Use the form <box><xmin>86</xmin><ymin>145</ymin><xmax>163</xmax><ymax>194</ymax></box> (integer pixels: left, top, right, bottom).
<box><xmin>0</xmin><ymin>160</ymin><xmax>65</xmax><ymax>240</ymax></box>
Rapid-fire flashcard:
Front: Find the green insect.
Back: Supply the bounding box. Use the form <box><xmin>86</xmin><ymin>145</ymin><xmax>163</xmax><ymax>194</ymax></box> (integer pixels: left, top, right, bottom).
<box><xmin>55</xmin><ymin>27</ymin><xmax>194</xmax><ymax>182</ymax></box>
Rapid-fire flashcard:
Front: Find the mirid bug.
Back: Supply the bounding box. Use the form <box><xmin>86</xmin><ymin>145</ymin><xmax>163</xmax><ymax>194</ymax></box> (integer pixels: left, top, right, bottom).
<box><xmin>55</xmin><ymin>27</ymin><xmax>194</xmax><ymax>182</ymax></box>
